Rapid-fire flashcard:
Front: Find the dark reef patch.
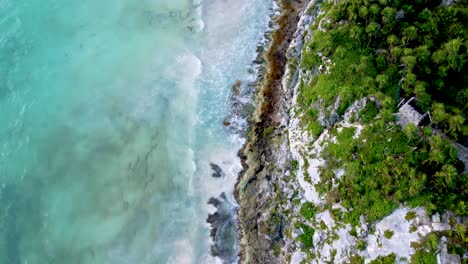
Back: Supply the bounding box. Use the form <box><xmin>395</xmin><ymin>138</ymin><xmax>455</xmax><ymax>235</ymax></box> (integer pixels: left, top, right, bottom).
<box><xmin>210</xmin><ymin>163</ymin><xmax>224</xmax><ymax>178</ymax></box>
<box><xmin>207</xmin><ymin>193</ymin><xmax>239</xmax><ymax>263</ymax></box>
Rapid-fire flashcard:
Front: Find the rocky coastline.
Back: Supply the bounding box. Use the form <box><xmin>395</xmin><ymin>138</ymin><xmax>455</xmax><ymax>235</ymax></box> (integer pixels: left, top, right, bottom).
<box><xmin>206</xmin><ymin>1</ymin><xmax>288</xmax><ymax>262</ymax></box>
<box><xmin>234</xmin><ymin>0</ymin><xmax>467</xmax><ymax>263</ymax></box>
<box><xmin>234</xmin><ymin>0</ymin><xmax>310</xmax><ymax>263</ymax></box>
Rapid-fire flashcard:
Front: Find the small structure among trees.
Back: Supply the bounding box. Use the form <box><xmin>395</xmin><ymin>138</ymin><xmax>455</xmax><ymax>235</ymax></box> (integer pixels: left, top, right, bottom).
<box><xmin>396</xmin><ymin>97</ymin><xmax>432</xmax><ymax>127</ymax></box>
<box><xmin>397</xmin><ymin>97</ymin><xmax>468</xmax><ymax>173</ymax></box>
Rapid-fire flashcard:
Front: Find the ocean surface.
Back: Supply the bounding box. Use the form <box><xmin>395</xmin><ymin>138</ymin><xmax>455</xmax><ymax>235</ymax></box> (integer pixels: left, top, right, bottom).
<box><xmin>0</xmin><ymin>0</ymin><xmax>272</xmax><ymax>263</ymax></box>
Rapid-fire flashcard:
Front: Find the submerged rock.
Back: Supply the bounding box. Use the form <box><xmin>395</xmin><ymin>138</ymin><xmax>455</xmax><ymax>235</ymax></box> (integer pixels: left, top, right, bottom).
<box><xmin>232</xmin><ymin>80</ymin><xmax>241</xmax><ymax>96</ymax></box>
<box><xmin>210</xmin><ymin>163</ymin><xmax>224</xmax><ymax>178</ymax></box>
<box><xmin>207</xmin><ymin>193</ymin><xmax>239</xmax><ymax>263</ymax></box>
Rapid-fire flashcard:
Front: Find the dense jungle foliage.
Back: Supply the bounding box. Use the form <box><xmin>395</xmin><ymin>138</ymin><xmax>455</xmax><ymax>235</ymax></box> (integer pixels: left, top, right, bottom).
<box><xmin>295</xmin><ymin>0</ymin><xmax>467</xmax><ymax>257</ymax></box>
<box><xmin>301</xmin><ymin>0</ymin><xmax>467</xmax><ymax>139</ymax></box>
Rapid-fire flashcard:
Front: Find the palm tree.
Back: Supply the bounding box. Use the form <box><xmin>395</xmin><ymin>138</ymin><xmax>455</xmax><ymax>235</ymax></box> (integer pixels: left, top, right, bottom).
<box><xmin>375</xmin><ymin>74</ymin><xmax>389</xmax><ymax>90</ymax></box>
<box><xmin>447</xmin><ymin>114</ymin><xmax>465</xmax><ymax>138</ymax></box>
<box><xmin>402</xmin><ymin>26</ymin><xmax>418</xmax><ymax>45</ymax></box>
<box><xmin>444</xmin><ymin>38</ymin><xmax>464</xmax><ymax>72</ymax></box>
<box><xmin>387</xmin><ymin>35</ymin><xmax>399</xmax><ymax>48</ymax></box>
<box><xmin>381</xmin><ymin>7</ymin><xmax>397</xmax><ymax>28</ymax></box>
<box><xmin>427</xmin><ymin>136</ymin><xmax>446</xmax><ymax>165</ymax></box>
<box><xmin>366</xmin><ymin>22</ymin><xmax>380</xmax><ymax>47</ymax></box>
<box><xmin>435</xmin><ymin>164</ymin><xmax>458</xmax><ymax>190</ymax></box>
<box><xmin>431</xmin><ymin>102</ymin><xmax>448</xmax><ymax>124</ymax></box>
<box><xmin>404</xmin><ymin>123</ymin><xmax>419</xmax><ymax>143</ymax></box>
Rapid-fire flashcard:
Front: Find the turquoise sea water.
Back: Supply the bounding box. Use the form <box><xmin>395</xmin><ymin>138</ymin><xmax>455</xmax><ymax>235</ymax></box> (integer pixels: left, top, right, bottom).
<box><xmin>0</xmin><ymin>0</ymin><xmax>271</xmax><ymax>263</ymax></box>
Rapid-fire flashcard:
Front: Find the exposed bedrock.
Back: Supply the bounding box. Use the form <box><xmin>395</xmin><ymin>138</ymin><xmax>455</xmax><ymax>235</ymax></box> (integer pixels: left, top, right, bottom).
<box><xmin>235</xmin><ymin>0</ymin><xmax>308</xmax><ymax>263</ymax></box>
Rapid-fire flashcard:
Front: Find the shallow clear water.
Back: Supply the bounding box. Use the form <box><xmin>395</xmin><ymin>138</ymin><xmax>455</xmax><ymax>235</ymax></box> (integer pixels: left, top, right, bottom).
<box><xmin>0</xmin><ymin>0</ymin><xmax>271</xmax><ymax>263</ymax></box>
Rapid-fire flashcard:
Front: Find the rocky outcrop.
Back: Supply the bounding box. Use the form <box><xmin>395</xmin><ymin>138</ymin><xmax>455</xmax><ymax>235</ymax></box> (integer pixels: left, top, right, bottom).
<box><xmin>234</xmin><ymin>0</ymin><xmax>312</xmax><ymax>263</ymax></box>
<box><xmin>210</xmin><ymin>163</ymin><xmax>225</xmax><ymax>178</ymax></box>
<box><xmin>208</xmin><ymin>193</ymin><xmax>239</xmax><ymax>263</ymax></box>
<box><xmin>236</xmin><ymin>0</ymin><xmax>467</xmax><ymax>263</ymax></box>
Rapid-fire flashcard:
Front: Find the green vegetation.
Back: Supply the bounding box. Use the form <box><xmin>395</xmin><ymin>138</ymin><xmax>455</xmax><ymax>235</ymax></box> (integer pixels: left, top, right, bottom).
<box><xmin>321</xmin><ymin>120</ymin><xmax>466</xmax><ymax>225</ymax></box>
<box><xmin>274</xmin><ymin>243</ymin><xmax>281</xmax><ymax>256</ymax></box>
<box><xmin>356</xmin><ymin>239</ymin><xmax>367</xmax><ymax>251</ymax></box>
<box><xmin>349</xmin><ymin>255</ymin><xmax>365</xmax><ymax>264</ymax></box>
<box><xmin>291</xmin><ymin>0</ymin><xmax>468</xmax><ymax>258</ymax></box>
<box><xmin>290</xmin><ymin>160</ymin><xmax>299</xmax><ymax>171</ymax></box>
<box><xmin>297</xmin><ymin>0</ymin><xmax>467</xmax><ymax>228</ymax></box>
<box><xmin>307</xmin><ymin>120</ymin><xmax>324</xmax><ymax>139</ymax></box>
<box><xmin>409</xmin><ymin>225</ymin><xmax>467</xmax><ymax>263</ymax></box>
<box><xmin>384</xmin><ymin>229</ymin><xmax>394</xmax><ymax>239</ymax></box>
<box><xmin>405</xmin><ymin>211</ymin><xmax>417</xmax><ymax>221</ymax></box>
<box><xmin>359</xmin><ymin>101</ymin><xmax>379</xmax><ymax>123</ymax></box>
<box><xmin>410</xmin><ymin>249</ymin><xmax>437</xmax><ymax>264</ymax></box>
<box><xmin>369</xmin><ymin>253</ymin><xmax>396</xmax><ymax>264</ymax></box>
<box><xmin>445</xmin><ymin>224</ymin><xmax>468</xmax><ymax>258</ymax></box>
<box><xmin>297</xmin><ymin>223</ymin><xmax>315</xmax><ymax>249</ymax></box>
<box><xmin>300</xmin><ymin>0</ymin><xmax>468</xmax><ymax>140</ymax></box>
<box><xmin>302</xmin><ymin>107</ymin><xmax>324</xmax><ymax>138</ymax></box>
<box><xmin>263</xmin><ymin>126</ymin><xmax>275</xmax><ymax>138</ymax></box>
<box><xmin>299</xmin><ymin>202</ymin><xmax>317</xmax><ymax>220</ymax></box>
<box><xmin>410</xmin><ymin>233</ymin><xmax>439</xmax><ymax>263</ymax></box>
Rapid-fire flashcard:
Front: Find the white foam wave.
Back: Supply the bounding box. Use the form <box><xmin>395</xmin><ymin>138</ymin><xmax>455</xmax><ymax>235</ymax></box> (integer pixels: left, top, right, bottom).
<box><xmin>192</xmin><ymin>0</ymin><xmax>204</xmax><ymax>32</ymax></box>
<box><xmin>196</xmin><ymin>146</ymin><xmax>242</xmax><ymax>206</ymax></box>
<box><xmin>169</xmin><ymin>53</ymin><xmax>202</xmax><ymax>197</ymax></box>
<box><xmin>167</xmin><ymin>240</ymin><xmax>195</xmax><ymax>264</ymax></box>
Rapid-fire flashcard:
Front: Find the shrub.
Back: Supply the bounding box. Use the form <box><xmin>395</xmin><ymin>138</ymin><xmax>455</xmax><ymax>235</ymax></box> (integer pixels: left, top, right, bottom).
<box><xmin>349</xmin><ymin>255</ymin><xmax>365</xmax><ymax>264</ymax></box>
<box><xmin>297</xmin><ymin>224</ymin><xmax>315</xmax><ymax>249</ymax></box>
<box><xmin>290</xmin><ymin>160</ymin><xmax>299</xmax><ymax>171</ymax></box>
<box><xmin>370</xmin><ymin>253</ymin><xmax>396</xmax><ymax>264</ymax></box>
<box><xmin>411</xmin><ymin>249</ymin><xmax>436</xmax><ymax>264</ymax></box>
<box><xmin>405</xmin><ymin>211</ymin><xmax>417</xmax><ymax>221</ymax></box>
<box><xmin>299</xmin><ymin>202</ymin><xmax>317</xmax><ymax>220</ymax></box>
<box><xmin>307</xmin><ymin>120</ymin><xmax>324</xmax><ymax>139</ymax></box>
<box><xmin>360</xmin><ymin>101</ymin><xmax>379</xmax><ymax>123</ymax></box>
<box><xmin>384</xmin><ymin>230</ymin><xmax>394</xmax><ymax>239</ymax></box>
<box><xmin>262</xmin><ymin>126</ymin><xmax>275</xmax><ymax>138</ymax></box>
<box><xmin>356</xmin><ymin>240</ymin><xmax>367</xmax><ymax>250</ymax></box>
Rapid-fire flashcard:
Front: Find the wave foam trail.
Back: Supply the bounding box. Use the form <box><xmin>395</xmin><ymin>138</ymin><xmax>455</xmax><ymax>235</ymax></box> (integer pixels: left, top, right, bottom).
<box><xmin>167</xmin><ymin>239</ymin><xmax>195</xmax><ymax>264</ymax></box>
<box><xmin>191</xmin><ymin>0</ymin><xmax>273</xmax><ymax>262</ymax></box>
<box><xmin>168</xmin><ymin>53</ymin><xmax>201</xmax><ymax>196</ymax></box>
<box><xmin>192</xmin><ymin>0</ymin><xmax>204</xmax><ymax>32</ymax></box>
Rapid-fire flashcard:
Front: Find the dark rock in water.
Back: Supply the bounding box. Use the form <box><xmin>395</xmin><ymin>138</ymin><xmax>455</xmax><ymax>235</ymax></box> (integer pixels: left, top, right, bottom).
<box><xmin>207</xmin><ymin>212</ymin><xmax>220</xmax><ymax>238</ymax></box>
<box><xmin>210</xmin><ymin>163</ymin><xmax>224</xmax><ymax>178</ymax></box>
<box><xmin>223</xmin><ymin>119</ymin><xmax>231</xmax><ymax>127</ymax></box>
<box><xmin>232</xmin><ymin>80</ymin><xmax>241</xmax><ymax>95</ymax></box>
<box><xmin>207</xmin><ymin>192</ymin><xmax>239</xmax><ymax>263</ymax></box>
<box><xmin>256</xmin><ymin>45</ymin><xmax>265</xmax><ymax>53</ymax></box>
<box><xmin>208</xmin><ymin>197</ymin><xmax>221</xmax><ymax>207</ymax></box>
<box><xmin>213</xmin><ymin>219</ymin><xmax>238</xmax><ymax>262</ymax></box>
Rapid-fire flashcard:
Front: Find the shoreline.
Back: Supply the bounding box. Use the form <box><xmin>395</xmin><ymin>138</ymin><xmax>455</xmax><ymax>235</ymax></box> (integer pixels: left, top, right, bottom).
<box><xmin>234</xmin><ymin>0</ymin><xmax>309</xmax><ymax>262</ymax></box>
<box><xmin>233</xmin><ymin>0</ymin><xmax>468</xmax><ymax>263</ymax></box>
<box><xmin>205</xmin><ymin>2</ymin><xmax>281</xmax><ymax>262</ymax></box>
